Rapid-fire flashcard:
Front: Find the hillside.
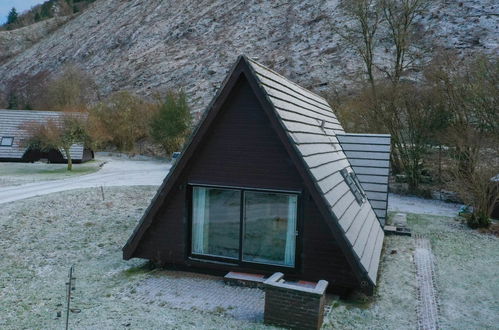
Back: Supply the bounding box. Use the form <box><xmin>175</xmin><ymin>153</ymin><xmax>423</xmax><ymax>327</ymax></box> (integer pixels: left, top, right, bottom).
<box><xmin>0</xmin><ymin>0</ymin><xmax>497</xmax><ymax>112</ymax></box>
<box><xmin>0</xmin><ymin>16</ymin><xmax>70</xmax><ymax>62</ymax></box>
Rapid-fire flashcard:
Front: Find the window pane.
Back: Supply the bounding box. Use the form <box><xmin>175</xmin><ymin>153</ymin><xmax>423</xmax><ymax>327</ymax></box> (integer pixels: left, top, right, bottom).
<box><xmin>191</xmin><ymin>187</ymin><xmax>240</xmax><ymax>259</ymax></box>
<box><xmin>243</xmin><ymin>191</ymin><xmax>297</xmax><ymax>266</ymax></box>
<box><xmin>1</xmin><ymin>137</ymin><xmax>13</xmax><ymax>146</ymax></box>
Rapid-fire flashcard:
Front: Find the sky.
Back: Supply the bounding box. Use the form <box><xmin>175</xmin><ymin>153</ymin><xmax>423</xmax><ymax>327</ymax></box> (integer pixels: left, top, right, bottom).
<box><xmin>0</xmin><ymin>0</ymin><xmax>47</xmax><ymax>24</ymax></box>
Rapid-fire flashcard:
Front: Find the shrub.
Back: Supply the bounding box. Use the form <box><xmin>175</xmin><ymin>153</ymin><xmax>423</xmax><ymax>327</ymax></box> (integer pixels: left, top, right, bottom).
<box><xmin>150</xmin><ymin>90</ymin><xmax>192</xmax><ymax>156</ymax></box>
<box><xmin>90</xmin><ymin>91</ymin><xmax>154</xmax><ymax>152</ymax></box>
<box><xmin>44</xmin><ymin>65</ymin><xmax>98</xmax><ymax>111</ymax></box>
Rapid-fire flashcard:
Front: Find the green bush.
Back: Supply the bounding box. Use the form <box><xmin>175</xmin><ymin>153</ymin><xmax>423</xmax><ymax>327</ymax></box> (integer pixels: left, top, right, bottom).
<box><xmin>150</xmin><ymin>91</ymin><xmax>192</xmax><ymax>156</ymax></box>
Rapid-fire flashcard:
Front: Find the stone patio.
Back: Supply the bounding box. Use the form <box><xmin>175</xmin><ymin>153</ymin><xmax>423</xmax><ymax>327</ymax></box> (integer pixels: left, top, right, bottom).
<box><xmin>133</xmin><ymin>271</ymin><xmax>265</xmax><ymax>322</ymax></box>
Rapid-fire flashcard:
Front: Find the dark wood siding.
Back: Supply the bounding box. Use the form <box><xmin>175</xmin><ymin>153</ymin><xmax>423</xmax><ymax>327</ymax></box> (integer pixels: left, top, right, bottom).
<box><xmin>186</xmin><ymin>77</ymin><xmax>302</xmax><ymax>191</ymax></box>
<box><xmin>301</xmin><ymin>193</ymin><xmax>358</xmax><ymax>289</ymax></box>
<box><xmin>133</xmin><ymin>76</ymin><xmax>359</xmax><ymax>293</ymax></box>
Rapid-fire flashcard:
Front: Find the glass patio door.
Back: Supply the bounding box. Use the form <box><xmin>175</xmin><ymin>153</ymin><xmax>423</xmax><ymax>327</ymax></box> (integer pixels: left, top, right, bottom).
<box><xmin>242</xmin><ymin>191</ymin><xmax>297</xmax><ymax>267</ymax></box>
<box><xmin>191</xmin><ymin>186</ymin><xmax>298</xmax><ymax>267</ymax></box>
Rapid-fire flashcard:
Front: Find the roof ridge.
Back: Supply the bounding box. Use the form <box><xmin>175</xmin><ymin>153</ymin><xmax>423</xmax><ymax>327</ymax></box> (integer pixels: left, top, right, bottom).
<box><xmin>244</xmin><ymin>56</ymin><xmax>331</xmax><ymax>107</ymax></box>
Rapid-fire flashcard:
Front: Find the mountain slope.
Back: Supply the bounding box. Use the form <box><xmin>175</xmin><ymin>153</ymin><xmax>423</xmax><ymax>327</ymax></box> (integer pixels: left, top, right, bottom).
<box><xmin>0</xmin><ymin>0</ymin><xmax>497</xmax><ymax>112</ymax></box>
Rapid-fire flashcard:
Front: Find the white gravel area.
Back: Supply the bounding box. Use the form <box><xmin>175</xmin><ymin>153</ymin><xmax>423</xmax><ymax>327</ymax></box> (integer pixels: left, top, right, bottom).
<box><xmin>388</xmin><ymin>193</ymin><xmax>463</xmax><ymax>217</ymax></box>
<box><xmin>0</xmin><ymin>155</ymin><xmax>170</xmax><ymax>204</ymax></box>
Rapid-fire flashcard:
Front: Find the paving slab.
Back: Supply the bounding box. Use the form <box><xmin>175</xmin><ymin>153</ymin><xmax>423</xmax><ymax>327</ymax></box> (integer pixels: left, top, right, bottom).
<box><xmin>133</xmin><ymin>271</ymin><xmax>265</xmax><ymax>322</ymax></box>
<box><xmin>414</xmin><ymin>235</ymin><xmax>440</xmax><ymax>330</ymax></box>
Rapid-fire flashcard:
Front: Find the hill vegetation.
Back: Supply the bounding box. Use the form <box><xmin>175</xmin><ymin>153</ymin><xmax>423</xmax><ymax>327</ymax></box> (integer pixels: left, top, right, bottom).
<box><xmin>2</xmin><ymin>0</ymin><xmax>95</xmax><ymax>30</ymax></box>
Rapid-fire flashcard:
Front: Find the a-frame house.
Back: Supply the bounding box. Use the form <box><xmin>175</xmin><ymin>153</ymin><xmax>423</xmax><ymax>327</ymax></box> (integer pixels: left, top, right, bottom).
<box><xmin>123</xmin><ymin>56</ymin><xmax>389</xmax><ymax>295</ymax></box>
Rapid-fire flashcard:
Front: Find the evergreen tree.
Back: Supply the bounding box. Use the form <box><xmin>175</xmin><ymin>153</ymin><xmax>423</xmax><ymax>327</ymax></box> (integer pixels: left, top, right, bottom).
<box><xmin>7</xmin><ymin>7</ymin><xmax>18</xmax><ymax>25</ymax></box>
<box><xmin>150</xmin><ymin>91</ymin><xmax>192</xmax><ymax>156</ymax></box>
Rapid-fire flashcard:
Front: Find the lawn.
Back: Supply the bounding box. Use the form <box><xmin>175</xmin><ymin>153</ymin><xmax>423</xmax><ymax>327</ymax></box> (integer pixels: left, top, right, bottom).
<box><xmin>0</xmin><ymin>187</ymin><xmax>497</xmax><ymax>329</ymax></box>
<box><xmin>0</xmin><ymin>160</ymin><xmax>103</xmax><ymax>187</ymax></box>
<box><xmin>0</xmin><ymin>186</ymin><xmax>272</xmax><ymax>329</ymax></box>
<box><xmin>325</xmin><ymin>213</ymin><xmax>498</xmax><ymax>329</ymax></box>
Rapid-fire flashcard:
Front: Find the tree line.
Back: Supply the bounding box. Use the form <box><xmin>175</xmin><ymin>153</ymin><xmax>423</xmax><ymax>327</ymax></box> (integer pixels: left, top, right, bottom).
<box><xmin>331</xmin><ymin>0</ymin><xmax>498</xmax><ymax>228</ymax></box>
<box><xmin>3</xmin><ymin>0</ymin><xmax>95</xmax><ymax>30</ymax></box>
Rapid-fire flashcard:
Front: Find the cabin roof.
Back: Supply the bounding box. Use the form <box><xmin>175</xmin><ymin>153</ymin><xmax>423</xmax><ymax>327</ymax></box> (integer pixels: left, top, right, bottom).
<box><xmin>245</xmin><ymin>57</ymin><xmax>384</xmax><ymax>284</ymax></box>
<box><xmin>0</xmin><ymin>109</ymin><xmax>87</xmax><ymax>160</ymax></box>
<box><xmin>123</xmin><ymin>56</ymin><xmax>385</xmax><ymax>287</ymax></box>
<box><xmin>337</xmin><ymin>133</ymin><xmax>391</xmax><ymax>224</ymax></box>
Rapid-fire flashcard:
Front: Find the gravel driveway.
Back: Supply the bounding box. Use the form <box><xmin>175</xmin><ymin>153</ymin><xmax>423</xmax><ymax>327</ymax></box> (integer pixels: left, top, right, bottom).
<box><xmin>0</xmin><ymin>156</ymin><xmax>170</xmax><ymax>204</ymax></box>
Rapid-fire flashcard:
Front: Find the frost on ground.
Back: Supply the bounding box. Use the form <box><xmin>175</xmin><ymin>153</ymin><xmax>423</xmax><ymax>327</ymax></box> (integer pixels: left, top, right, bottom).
<box><xmin>324</xmin><ymin>212</ymin><xmax>498</xmax><ymax>330</ymax></box>
<box><xmin>388</xmin><ymin>193</ymin><xmax>463</xmax><ymax>217</ymax></box>
<box><xmin>0</xmin><ymin>187</ymin><xmax>273</xmax><ymax>330</ymax></box>
<box><xmin>409</xmin><ymin>214</ymin><xmax>499</xmax><ymax>329</ymax></box>
<box><xmin>135</xmin><ymin>271</ymin><xmax>265</xmax><ymax>322</ymax></box>
<box><xmin>0</xmin><ymin>156</ymin><xmax>170</xmax><ymax>204</ymax></box>
<box><xmin>323</xmin><ymin>235</ymin><xmax>418</xmax><ymax>330</ymax></box>
<box><xmin>0</xmin><ymin>160</ymin><xmax>103</xmax><ymax>187</ymax></box>
<box><xmin>1</xmin><ymin>187</ymin><xmax>497</xmax><ymax>329</ymax></box>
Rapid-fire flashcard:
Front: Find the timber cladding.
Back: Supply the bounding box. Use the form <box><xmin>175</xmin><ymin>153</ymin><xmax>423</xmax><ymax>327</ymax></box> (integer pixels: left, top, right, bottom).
<box><xmin>123</xmin><ymin>55</ymin><xmax>388</xmax><ymax>295</ymax></box>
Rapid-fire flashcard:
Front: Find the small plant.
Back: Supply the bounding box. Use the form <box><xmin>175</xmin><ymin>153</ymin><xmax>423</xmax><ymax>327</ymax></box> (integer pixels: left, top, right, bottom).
<box><xmin>123</xmin><ymin>261</ymin><xmax>156</xmax><ymax>277</ymax></box>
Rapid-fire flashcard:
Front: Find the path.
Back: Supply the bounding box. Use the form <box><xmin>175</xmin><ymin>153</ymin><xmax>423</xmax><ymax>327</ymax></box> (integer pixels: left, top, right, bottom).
<box><xmin>0</xmin><ymin>156</ymin><xmax>170</xmax><ymax>204</ymax></box>
<box><xmin>389</xmin><ymin>193</ymin><xmax>463</xmax><ymax>217</ymax></box>
<box><xmin>414</xmin><ymin>235</ymin><xmax>440</xmax><ymax>330</ymax></box>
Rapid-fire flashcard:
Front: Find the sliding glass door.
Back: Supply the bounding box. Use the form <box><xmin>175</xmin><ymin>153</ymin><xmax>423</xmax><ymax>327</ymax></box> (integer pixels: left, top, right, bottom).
<box><xmin>191</xmin><ymin>187</ymin><xmax>241</xmax><ymax>259</ymax></box>
<box><xmin>191</xmin><ymin>186</ymin><xmax>298</xmax><ymax>267</ymax></box>
<box><xmin>243</xmin><ymin>191</ymin><xmax>297</xmax><ymax>266</ymax></box>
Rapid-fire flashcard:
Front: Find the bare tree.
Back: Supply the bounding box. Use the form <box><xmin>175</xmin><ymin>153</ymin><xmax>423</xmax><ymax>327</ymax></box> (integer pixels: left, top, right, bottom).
<box><xmin>429</xmin><ymin>53</ymin><xmax>498</xmax><ymax>173</ymax></box>
<box><xmin>334</xmin><ymin>0</ymin><xmax>384</xmax><ymax>90</ymax></box>
<box><xmin>380</xmin><ymin>0</ymin><xmax>430</xmax><ymax>84</ymax></box>
<box><xmin>2</xmin><ymin>71</ymin><xmax>51</xmax><ymax>110</ymax></box>
<box><xmin>22</xmin><ymin>112</ymin><xmax>88</xmax><ymax>171</ymax></box>
<box><xmin>44</xmin><ymin>65</ymin><xmax>99</xmax><ymax>111</ymax></box>
<box><xmin>426</xmin><ymin>53</ymin><xmax>498</xmax><ymax>227</ymax></box>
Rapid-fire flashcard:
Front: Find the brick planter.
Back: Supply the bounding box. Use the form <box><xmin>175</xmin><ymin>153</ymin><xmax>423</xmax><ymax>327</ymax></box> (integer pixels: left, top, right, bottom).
<box><xmin>263</xmin><ymin>272</ymin><xmax>328</xmax><ymax>330</ymax></box>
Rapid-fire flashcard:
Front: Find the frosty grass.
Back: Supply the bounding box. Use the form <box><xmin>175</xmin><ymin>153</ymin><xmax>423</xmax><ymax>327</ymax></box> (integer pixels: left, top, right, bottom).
<box><xmin>0</xmin><ymin>187</ymin><xmax>497</xmax><ymax>329</ymax></box>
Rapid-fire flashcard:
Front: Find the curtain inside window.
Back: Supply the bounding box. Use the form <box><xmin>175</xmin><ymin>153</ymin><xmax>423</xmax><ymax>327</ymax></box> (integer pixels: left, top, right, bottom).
<box><xmin>284</xmin><ymin>195</ymin><xmax>297</xmax><ymax>266</ymax></box>
<box><xmin>192</xmin><ymin>187</ymin><xmax>208</xmax><ymax>254</ymax></box>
